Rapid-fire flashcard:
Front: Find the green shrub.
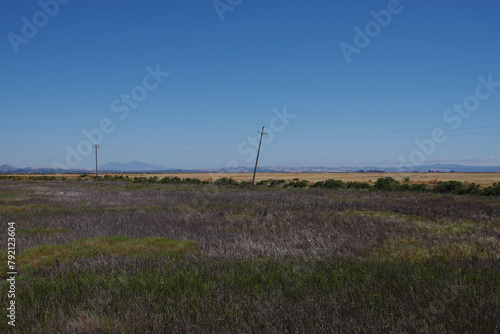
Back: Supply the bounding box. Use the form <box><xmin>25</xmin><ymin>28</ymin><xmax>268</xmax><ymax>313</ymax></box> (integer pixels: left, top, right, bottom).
<box><xmin>133</xmin><ymin>177</ymin><xmax>149</xmax><ymax>183</ymax></box>
<box><xmin>215</xmin><ymin>177</ymin><xmax>239</xmax><ymax>186</ymax></box>
<box><xmin>346</xmin><ymin>181</ymin><xmax>371</xmax><ymax>190</ymax></box>
<box><xmin>159</xmin><ymin>176</ymin><xmax>181</xmax><ymax>184</ymax></box>
<box><xmin>410</xmin><ymin>183</ymin><xmax>428</xmax><ymax>192</ymax></box>
<box><xmin>374</xmin><ymin>177</ymin><xmax>400</xmax><ymax>191</ymax></box>
<box><xmin>312</xmin><ymin>179</ymin><xmax>345</xmax><ymax>189</ymax></box>
<box><xmin>148</xmin><ymin>176</ymin><xmax>159</xmax><ymax>183</ymax></box>
<box><xmin>182</xmin><ymin>178</ymin><xmax>203</xmax><ymax>184</ymax></box>
<box><xmin>433</xmin><ymin>181</ymin><xmax>464</xmax><ymax>194</ymax></box>
<box><xmin>288</xmin><ymin>180</ymin><xmax>309</xmax><ymax>188</ymax></box>
<box><xmin>465</xmin><ymin>183</ymin><xmax>482</xmax><ymax>195</ymax></box>
<box><xmin>482</xmin><ymin>182</ymin><xmax>500</xmax><ymax>196</ymax></box>
<box><xmin>324</xmin><ymin>179</ymin><xmax>345</xmax><ymax>189</ymax></box>
<box><xmin>312</xmin><ymin>181</ymin><xmax>324</xmax><ymax>188</ymax></box>
<box><xmin>258</xmin><ymin>179</ymin><xmax>287</xmax><ymax>187</ymax></box>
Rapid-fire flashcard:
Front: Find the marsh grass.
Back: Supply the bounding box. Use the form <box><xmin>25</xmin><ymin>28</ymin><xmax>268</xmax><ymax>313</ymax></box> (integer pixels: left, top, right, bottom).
<box><xmin>0</xmin><ymin>180</ymin><xmax>499</xmax><ymax>332</ymax></box>
<box><xmin>1</xmin><ymin>257</ymin><xmax>499</xmax><ymax>333</ymax></box>
<box><xmin>18</xmin><ymin>227</ymin><xmax>70</xmax><ymax>235</ymax></box>
<box><xmin>11</xmin><ymin>236</ymin><xmax>199</xmax><ymax>274</ymax></box>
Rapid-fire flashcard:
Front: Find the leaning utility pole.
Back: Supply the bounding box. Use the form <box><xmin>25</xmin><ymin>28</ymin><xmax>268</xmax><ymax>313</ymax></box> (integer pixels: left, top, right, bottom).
<box><xmin>252</xmin><ymin>126</ymin><xmax>267</xmax><ymax>185</ymax></box>
<box><xmin>93</xmin><ymin>144</ymin><xmax>100</xmax><ymax>178</ymax></box>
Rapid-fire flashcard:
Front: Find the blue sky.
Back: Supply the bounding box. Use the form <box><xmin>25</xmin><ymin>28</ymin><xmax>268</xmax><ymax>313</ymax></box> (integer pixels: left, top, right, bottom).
<box><xmin>1</xmin><ymin>0</ymin><xmax>500</xmax><ymax>169</ymax></box>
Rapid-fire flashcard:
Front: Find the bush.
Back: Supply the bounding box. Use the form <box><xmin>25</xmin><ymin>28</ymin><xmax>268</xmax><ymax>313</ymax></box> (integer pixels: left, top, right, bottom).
<box><xmin>270</xmin><ymin>179</ymin><xmax>287</xmax><ymax>187</ymax></box>
<box><xmin>374</xmin><ymin>177</ymin><xmax>400</xmax><ymax>191</ymax></box>
<box><xmin>133</xmin><ymin>177</ymin><xmax>149</xmax><ymax>183</ymax></box>
<box><xmin>258</xmin><ymin>179</ymin><xmax>287</xmax><ymax>187</ymax></box>
<box><xmin>312</xmin><ymin>181</ymin><xmax>324</xmax><ymax>188</ymax></box>
<box><xmin>465</xmin><ymin>183</ymin><xmax>482</xmax><ymax>195</ymax></box>
<box><xmin>159</xmin><ymin>177</ymin><xmax>181</xmax><ymax>184</ymax></box>
<box><xmin>433</xmin><ymin>181</ymin><xmax>464</xmax><ymax>194</ymax></box>
<box><xmin>312</xmin><ymin>179</ymin><xmax>345</xmax><ymax>189</ymax></box>
<box><xmin>215</xmin><ymin>177</ymin><xmax>239</xmax><ymax>186</ymax></box>
<box><xmin>182</xmin><ymin>178</ymin><xmax>203</xmax><ymax>185</ymax></box>
<box><xmin>399</xmin><ymin>183</ymin><xmax>411</xmax><ymax>191</ymax></box>
<box><xmin>346</xmin><ymin>181</ymin><xmax>371</xmax><ymax>190</ymax></box>
<box><xmin>482</xmin><ymin>182</ymin><xmax>500</xmax><ymax>196</ymax></box>
<box><xmin>287</xmin><ymin>180</ymin><xmax>309</xmax><ymax>188</ymax></box>
<box><xmin>323</xmin><ymin>179</ymin><xmax>345</xmax><ymax>189</ymax></box>
<box><xmin>239</xmin><ymin>181</ymin><xmax>252</xmax><ymax>187</ymax></box>
<box><xmin>148</xmin><ymin>176</ymin><xmax>159</xmax><ymax>183</ymax></box>
<box><xmin>410</xmin><ymin>183</ymin><xmax>428</xmax><ymax>192</ymax></box>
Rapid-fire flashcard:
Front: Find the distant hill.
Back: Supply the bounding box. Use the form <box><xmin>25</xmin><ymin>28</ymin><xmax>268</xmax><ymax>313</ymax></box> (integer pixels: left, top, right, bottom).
<box><xmin>0</xmin><ymin>164</ymin><xmax>17</xmax><ymax>172</ymax></box>
<box><xmin>0</xmin><ymin>164</ymin><xmax>89</xmax><ymax>174</ymax></box>
<box><xmin>3</xmin><ymin>162</ymin><xmax>500</xmax><ymax>174</ymax></box>
<box><xmin>99</xmin><ymin>161</ymin><xmax>167</xmax><ymax>172</ymax></box>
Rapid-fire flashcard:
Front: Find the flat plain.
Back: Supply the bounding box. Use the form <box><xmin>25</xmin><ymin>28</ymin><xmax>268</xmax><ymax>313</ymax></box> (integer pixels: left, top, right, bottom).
<box><xmin>0</xmin><ymin>179</ymin><xmax>499</xmax><ymax>333</ymax></box>
<box><xmin>7</xmin><ymin>172</ymin><xmax>500</xmax><ymax>186</ymax></box>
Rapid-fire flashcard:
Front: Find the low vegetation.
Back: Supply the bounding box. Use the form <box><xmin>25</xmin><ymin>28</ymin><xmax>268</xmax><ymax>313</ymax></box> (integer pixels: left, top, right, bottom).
<box><xmin>2</xmin><ymin>174</ymin><xmax>500</xmax><ymax>196</ymax></box>
<box><xmin>0</xmin><ymin>179</ymin><xmax>499</xmax><ymax>332</ymax></box>
<box><xmin>3</xmin><ymin>236</ymin><xmax>198</xmax><ymax>274</ymax></box>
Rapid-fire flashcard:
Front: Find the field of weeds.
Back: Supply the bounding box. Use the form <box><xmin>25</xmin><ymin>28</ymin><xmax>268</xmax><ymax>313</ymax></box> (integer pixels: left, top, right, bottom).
<box><xmin>1</xmin><ymin>180</ymin><xmax>499</xmax><ymax>333</ymax></box>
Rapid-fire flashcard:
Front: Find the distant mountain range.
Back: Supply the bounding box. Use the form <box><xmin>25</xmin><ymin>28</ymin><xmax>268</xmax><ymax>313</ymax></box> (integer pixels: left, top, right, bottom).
<box><xmin>0</xmin><ymin>164</ymin><xmax>90</xmax><ymax>174</ymax></box>
<box><xmin>3</xmin><ymin>162</ymin><xmax>500</xmax><ymax>173</ymax></box>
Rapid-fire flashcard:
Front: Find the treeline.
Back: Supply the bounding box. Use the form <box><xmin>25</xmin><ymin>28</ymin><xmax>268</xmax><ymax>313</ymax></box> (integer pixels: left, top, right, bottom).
<box><xmin>1</xmin><ymin>174</ymin><xmax>500</xmax><ymax>196</ymax></box>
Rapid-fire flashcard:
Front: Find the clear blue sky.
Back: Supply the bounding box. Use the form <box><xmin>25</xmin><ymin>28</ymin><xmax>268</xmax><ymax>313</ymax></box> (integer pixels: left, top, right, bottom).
<box><xmin>1</xmin><ymin>0</ymin><xmax>500</xmax><ymax>169</ymax></box>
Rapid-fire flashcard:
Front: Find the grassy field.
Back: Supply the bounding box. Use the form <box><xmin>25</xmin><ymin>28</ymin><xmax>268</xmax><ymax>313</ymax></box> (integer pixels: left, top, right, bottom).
<box><xmin>6</xmin><ymin>172</ymin><xmax>500</xmax><ymax>186</ymax></box>
<box><xmin>0</xmin><ymin>180</ymin><xmax>499</xmax><ymax>332</ymax></box>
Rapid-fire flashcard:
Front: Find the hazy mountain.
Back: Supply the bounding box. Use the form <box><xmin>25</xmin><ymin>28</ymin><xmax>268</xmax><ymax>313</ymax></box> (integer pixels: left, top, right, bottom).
<box><xmin>99</xmin><ymin>161</ymin><xmax>167</xmax><ymax>171</ymax></box>
<box><xmin>0</xmin><ymin>164</ymin><xmax>88</xmax><ymax>173</ymax></box>
<box><xmin>3</xmin><ymin>162</ymin><xmax>500</xmax><ymax>173</ymax></box>
<box><xmin>0</xmin><ymin>164</ymin><xmax>17</xmax><ymax>172</ymax></box>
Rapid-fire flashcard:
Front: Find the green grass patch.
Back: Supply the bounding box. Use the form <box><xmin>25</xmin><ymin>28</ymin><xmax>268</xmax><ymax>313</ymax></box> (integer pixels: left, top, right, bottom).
<box><xmin>424</xmin><ymin>222</ymin><xmax>477</xmax><ymax>235</ymax></box>
<box><xmin>0</xmin><ymin>204</ymin><xmax>55</xmax><ymax>214</ymax></box>
<box><xmin>372</xmin><ymin>237</ymin><xmax>431</xmax><ymax>262</ymax></box>
<box><xmin>0</xmin><ymin>192</ymin><xmax>19</xmax><ymax>200</ymax></box>
<box><xmin>16</xmin><ymin>236</ymin><xmax>199</xmax><ymax>273</ymax></box>
<box><xmin>19</xmin><ymin>227</ymin><xmax>70</xmax><ymax>235</ymax></box>
<box><xmin>125</xmin><ymin>183</ymin><xmax>143</xmax><ymax>190</ymax></box>
<box><xmin>371</xmin><ymin>237</ymin><xmax>493</xmax><ymax>262</ymax></box>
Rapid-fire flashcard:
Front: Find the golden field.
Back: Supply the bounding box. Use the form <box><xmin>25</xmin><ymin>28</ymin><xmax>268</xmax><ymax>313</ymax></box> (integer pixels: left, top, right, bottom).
<box><xmin>8</xmin><ymin>172</ymin><xmax>500</xmax><ymax>186</ymax></box>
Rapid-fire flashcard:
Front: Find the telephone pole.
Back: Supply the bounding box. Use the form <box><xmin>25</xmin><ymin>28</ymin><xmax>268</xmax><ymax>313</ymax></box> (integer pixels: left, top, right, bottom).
<box><xmin>252</xmin><ymin>126</ymin><xmax>267</xmax><ymax>185</ymax></box>
<box><xmin>93</xmin><ymin>144</ymin><xmax>100</xmax><ymax>178</ymax></box>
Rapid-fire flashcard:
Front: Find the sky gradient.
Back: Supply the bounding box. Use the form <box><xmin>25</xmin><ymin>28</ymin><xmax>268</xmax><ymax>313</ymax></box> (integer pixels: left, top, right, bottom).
<box><xmin>1</xmin><ymin>0</ymin><xmax>500</xmax><ymax>169</ymax></box>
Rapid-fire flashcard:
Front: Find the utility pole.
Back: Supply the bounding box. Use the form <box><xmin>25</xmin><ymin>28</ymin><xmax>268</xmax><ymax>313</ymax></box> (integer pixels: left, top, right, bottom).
<box><xmin>252</xmin><ymin>126</ymin><xmax>267</xmax><ymax>185</ymax></box>
<box><xmin>93</xmin><ymin>144</ymin><xmax>100</xmax><ymax>178</ymax></box>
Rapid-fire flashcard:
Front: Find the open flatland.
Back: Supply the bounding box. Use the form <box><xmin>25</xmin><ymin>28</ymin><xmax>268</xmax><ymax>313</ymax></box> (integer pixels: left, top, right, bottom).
<box><xmin>0</xmin><ymin>179</ymin><xmax>499</xmax><ymax>333</ymax></box>
<box><xmin>7</xmin><ymin>172</ymin><xmax>500</xmax><ymax>186</ymax></box>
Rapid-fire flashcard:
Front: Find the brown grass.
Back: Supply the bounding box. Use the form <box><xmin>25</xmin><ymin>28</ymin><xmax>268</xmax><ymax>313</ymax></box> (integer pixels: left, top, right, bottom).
<box><xmin>7</xmin><ymin>172</ymin><xmax>500</xmax><ymax>186</ymax></box>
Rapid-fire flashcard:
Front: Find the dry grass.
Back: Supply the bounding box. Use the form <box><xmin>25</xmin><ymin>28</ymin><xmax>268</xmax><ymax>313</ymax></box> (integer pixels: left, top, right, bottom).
<box><xmin>7</xmin><ymin>172</ymin><xmax>500</xmax><ymax>186</ymax></box>
<box><xmin>0</xmin><ymin>180</ymin><xmax>499</xmax><ymax>333</ymax></box>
